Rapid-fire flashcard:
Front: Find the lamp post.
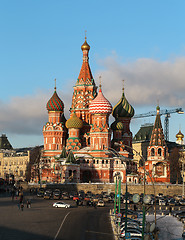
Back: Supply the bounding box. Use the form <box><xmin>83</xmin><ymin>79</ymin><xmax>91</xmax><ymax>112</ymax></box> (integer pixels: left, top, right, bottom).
<box><xmin>114</xmin><ymin>142</ymin><xmax>157</xmax><ymax>240</ymax></box>
<box><xmin>106</xmin><ymin>147</ymin><xmax>128</xmax><ymax>238</ymax></box>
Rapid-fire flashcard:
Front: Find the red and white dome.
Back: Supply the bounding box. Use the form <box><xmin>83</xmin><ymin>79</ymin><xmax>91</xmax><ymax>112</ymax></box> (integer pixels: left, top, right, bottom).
<box><xmin>89</xmin><ymin>87</ymin><xmax>112</xmax><ymax>114</ymax></box>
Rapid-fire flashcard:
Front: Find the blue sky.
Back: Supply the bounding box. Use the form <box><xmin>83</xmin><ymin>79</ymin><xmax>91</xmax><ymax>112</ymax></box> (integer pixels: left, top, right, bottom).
<box><xmin>0</xmin><ymin>0</ymin><xmax>185</xmax><ymax>148</ymax></box>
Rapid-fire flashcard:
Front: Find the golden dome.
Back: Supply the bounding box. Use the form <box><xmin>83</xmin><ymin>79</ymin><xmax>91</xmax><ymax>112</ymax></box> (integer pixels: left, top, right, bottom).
<box><xmin>81</xmin><ymin>37</ymin><xmax>90</xmax><ymax>51</ymax></box>
<box><xmin>65</xmin><ymin>112</ymin><xmax>83</xmax><ymax>129</ymax></box>
<box><xmin>176</xmin><ymin>130</ymin><xmax>184</xmax><ymax>140</ymax></box>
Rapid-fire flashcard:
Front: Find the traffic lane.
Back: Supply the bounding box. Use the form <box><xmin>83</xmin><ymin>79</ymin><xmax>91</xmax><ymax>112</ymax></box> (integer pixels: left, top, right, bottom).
<box><xmin>0</xmin><ymin>198</ymin><xmax>73</xmax><ymax>240</ymax></box>
<box><xmin>0</xmin><ymin>197</ymin><xmax>114</xmax><ymax>240</ymax></box>
<box><xmin>56</xmin><ymin>206</ymin><xmax>114</xmax><ymax>240</ymax></box>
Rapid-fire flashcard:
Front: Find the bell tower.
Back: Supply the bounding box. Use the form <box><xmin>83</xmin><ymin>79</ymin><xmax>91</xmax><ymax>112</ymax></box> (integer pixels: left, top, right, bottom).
<box><xmin>43</xmin><ymin>81</ymin><xmax>67</xmax><ymax>157</ymax></box>
<box><xmin>70</xmin><ymin>37</ymin><xmax>97</xmax><ymax>147</ymax></box>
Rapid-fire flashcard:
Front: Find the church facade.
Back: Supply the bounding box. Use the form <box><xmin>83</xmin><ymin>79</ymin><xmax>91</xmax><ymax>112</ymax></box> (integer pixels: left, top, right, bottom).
<box><xmin>38</xmin><ymin>38</ymin><xmax>170</xmax><ymax>184</ymax></box>
<box><xmin>40</xmin><ymin>38</ymin><xmax>137</xmax><ymax>184</ymax></box>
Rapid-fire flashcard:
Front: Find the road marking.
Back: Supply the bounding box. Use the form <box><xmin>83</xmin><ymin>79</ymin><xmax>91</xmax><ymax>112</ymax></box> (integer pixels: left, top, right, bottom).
<box><xmin>54</xmin><ymin>211</ymin><xmax>71</xmax><ymax>240</ymax></box>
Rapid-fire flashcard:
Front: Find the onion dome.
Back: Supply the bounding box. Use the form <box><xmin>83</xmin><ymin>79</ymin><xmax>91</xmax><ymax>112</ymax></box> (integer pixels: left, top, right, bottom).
<box><xmin>112</xmin><ymin>88</ymin><xmax>134</xmax><ymax>119</ymax></box>
<box><xmin>111</xmin><ymin>120</ymin><xmax>124</xmax><ymax>130</ymax></box>
<box><xmin>81</xmin><ymin>37</ymin><xmax>90</xmax><ymax>51</ymax></box>
<box><xmin>176</xmin><ymin>130</ymin><xmax>184</xmax><ymax>140</ymax></box>
<box><xmin>89</xmin><ymin>86</ymin><xmax>112</xmax><ymax>114</ymax></box>
<box><xmin>65</xmin><ymin>112</ymin><xmax>83</xmax><ymax>129</ymax></box>
<box><xmin>47</xmin><ymin>90</ymin><xmax>64</xmax><ymax>112</ymax></box>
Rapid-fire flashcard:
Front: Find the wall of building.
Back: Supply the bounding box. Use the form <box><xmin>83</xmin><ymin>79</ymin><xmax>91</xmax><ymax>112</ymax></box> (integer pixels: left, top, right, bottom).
<box><xmin>27</xmin><ymin>183</ymin><xmax>184</xmax><ymax>196</ymax></box>
<box><xmin>0</xmin><ymin>150</ymin><xmax>30</xmax><ymax>181</ymax></box>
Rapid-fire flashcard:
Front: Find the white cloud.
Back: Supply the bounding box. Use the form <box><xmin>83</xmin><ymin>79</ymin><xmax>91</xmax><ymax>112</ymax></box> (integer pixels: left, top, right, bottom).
<box><xmin>1</xmin><ymin>55</ymin><xmax>185</xmax><ymax>147</ymax></box>
<box><xmin>95</xmin><ymin>55</ymin><xmax>185</xmax><ymax>107</ymax></box>
<box><xmin>0</xmin><ymin>89</ymin><xmax>72</xmax><ymax>136</ymax></box>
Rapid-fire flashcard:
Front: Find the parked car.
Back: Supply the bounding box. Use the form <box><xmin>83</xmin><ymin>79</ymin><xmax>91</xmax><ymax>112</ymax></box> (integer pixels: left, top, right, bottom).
<box><xmin>179</xmin><ymin>199</ymin><xmax>185</xmax><ymax>205</ymax></box>
<box><xmin>53</xmin><ymin>189</ymin><xmax>61</xmax><ymax>200</ymax></box>
<box><xmin>37</xmin><ymin>188</ymin><xmax>45</xmax><ymax>197</ymax></box>
<box><xmin>159</xmin><ymin>199</ymin><xmax>166</xmax><ymax>205</ymax></box>
<box><xmin>61</xmin><ymin>192</ymin><xmax>69</xmax><ymax>200</ymax></box>
<box><xmin>168</xmin><ymin>198</ymin><xmax>176</xmax><ymax>206</ymax></box>
<box><xmin>44</xmin><ymin>189</ymin><xmax>52</xmax><ymax>199</ymax></box>
<box><xmin>97</xmin><ymin>200</ymin><xmax>105</xmax><ymax>207</ymax></box>
<box><xmin>53</xmin><ymin>201</ymin><xmax>70</xmax><ymax>208</ymax></box>
<box><xmin>73</xmin><ymin>195</ymin><xmax>79</xmax><ymax>201</ymax></box>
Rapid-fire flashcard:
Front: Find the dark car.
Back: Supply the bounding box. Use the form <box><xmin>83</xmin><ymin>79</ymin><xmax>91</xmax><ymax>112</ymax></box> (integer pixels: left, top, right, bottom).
<box><xmin>53</xmin><ymin>189</ymin><xmax>61</xmax><ymax>200</ymax></box>
<box><xmin>44</xmin><ymin>189</ymin><xmax>52</xmax><ymax>199</ymax></box>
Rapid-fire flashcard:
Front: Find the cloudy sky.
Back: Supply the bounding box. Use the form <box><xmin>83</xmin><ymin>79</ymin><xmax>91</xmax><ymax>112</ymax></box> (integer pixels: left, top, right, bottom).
<box><xmin>0</xmin><ymin>0</ymin><xmax>185</xmax><ymax>148</ymax></box>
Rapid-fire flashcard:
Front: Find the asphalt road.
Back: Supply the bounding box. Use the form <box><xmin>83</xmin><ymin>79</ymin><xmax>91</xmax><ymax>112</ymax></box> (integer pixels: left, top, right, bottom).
<box><xmin>0</xmin><ymin>194</ymin><xmax>114</xmax><ymax>240</ymax></box>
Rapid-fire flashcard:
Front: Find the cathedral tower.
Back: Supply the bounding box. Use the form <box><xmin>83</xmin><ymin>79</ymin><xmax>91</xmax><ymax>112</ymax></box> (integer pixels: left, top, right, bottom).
<box><xmin>70</xmin><ymin>37</ymin><xmax>97</xmax><ymax>147</ymax></box>
<box><xmin>146</xmin><ymin>106</ymin><xmax>170</xmax><ymax>183</ymax></box>
<box><xmin>43</xmin><ymin>83</ymin><xmax>67</xmax><ymax>157</ymax></box>
<box><xmin>89</xmin><ymin>84</ymin><xmax>112</xmax><ymax>156</ymax></box>
<box><xmin>111</xmin><ymin>84</ymin><xmax>134</xmax><ymax>158</ymax></box>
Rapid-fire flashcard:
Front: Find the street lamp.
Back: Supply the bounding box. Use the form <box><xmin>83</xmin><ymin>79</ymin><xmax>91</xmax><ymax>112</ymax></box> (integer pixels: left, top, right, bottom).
<box><xmin>106</xmin><ymin>147</ymin><xmax>129</xmax><ymax>238</ymax></box>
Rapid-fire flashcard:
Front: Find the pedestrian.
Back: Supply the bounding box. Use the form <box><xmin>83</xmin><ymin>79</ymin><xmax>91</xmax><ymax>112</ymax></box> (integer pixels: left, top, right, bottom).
<box><xmin>27</xmin><ymin>200</ymin><xmax>31</xmax><ymax>208</ymax></box>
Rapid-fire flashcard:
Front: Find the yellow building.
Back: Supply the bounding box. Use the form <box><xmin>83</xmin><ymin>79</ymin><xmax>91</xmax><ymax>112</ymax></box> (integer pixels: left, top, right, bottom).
<box><xmin>0</xmin><ymin>150</ymin><xmax>30</xmax><ymax>182</ymax></box>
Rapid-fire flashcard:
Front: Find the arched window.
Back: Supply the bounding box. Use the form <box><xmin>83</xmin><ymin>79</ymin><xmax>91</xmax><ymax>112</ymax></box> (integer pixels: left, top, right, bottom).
<box><xmin>158</xmin><ymin>148</ymin><xmax>162</xmax><ymax>156</ymax></box>
<box><xmin>151</xmin><ymin>148</ymin><xmax>155</xmax><ymax>156</ymax></box>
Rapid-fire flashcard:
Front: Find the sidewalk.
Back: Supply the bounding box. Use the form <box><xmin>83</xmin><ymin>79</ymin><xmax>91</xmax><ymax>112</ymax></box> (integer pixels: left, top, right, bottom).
<box><xmin>147</xmin><ymin>215</ymin><xmax>183</xmax><ymax>240</ymax></box>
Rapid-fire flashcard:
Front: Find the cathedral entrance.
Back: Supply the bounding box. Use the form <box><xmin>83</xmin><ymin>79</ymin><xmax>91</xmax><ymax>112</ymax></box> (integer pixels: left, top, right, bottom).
<box><xmin>82</xmin><ymin>170</ymin><xmax>92</xmax><ymax>183</ymax></box>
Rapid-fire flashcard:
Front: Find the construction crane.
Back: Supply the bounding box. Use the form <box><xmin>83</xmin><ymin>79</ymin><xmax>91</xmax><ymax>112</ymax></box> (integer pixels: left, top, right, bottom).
<box><xmin>133</xmin><ymin>107</ymin><xmax>184</xmax><ymax>141</ymax></box>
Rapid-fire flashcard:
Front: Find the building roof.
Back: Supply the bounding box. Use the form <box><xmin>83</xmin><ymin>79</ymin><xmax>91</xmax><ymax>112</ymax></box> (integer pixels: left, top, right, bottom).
<box><xmin>0</xmin><ymin>134</ymin><xmax>13</xmax><ymax>150</ymax></box>
<box><xmin>46</xmin><ymin>90</ymin><xmax>64</xmax><ymax>112</ymax></box>
<box><xmin>149</xmin><ymin>106</ymin><xmax>167</xmax><ymax>147</ymax></box>
<box><xmin>112</xmin><ymin>88</ymin><xmax>134</xmax><ymax>119</ymax></box>
<box><xmin>133</xmin><ymin>124</ymin><xmax>154</xmax><ymax>142</ymax></box>
<box><xmin>65</xmin><ymin>112</ymin><xmax>83</xmax><ymax>129</ymax></box>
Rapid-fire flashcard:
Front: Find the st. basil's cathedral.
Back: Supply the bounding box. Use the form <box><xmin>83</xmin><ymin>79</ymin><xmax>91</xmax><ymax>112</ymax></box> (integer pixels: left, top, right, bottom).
<box><xmin>39</xmin><ymin>38</ymin><xmax>170</xmax><ymax>184</ymax></box>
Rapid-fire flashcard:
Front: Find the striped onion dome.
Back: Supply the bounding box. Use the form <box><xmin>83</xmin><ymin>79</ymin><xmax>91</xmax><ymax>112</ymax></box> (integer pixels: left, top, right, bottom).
<box><xmin>47</xmin><ymin>90</ymin><xmax>64</xmax><ymax>112</ymax></box>
<box><xmin>111</xmin><ymin>121</ymin><xmax>124</xmax><ymax>130</ymax></box>
<box><xmin>89</xmin><ymin>86</ymin><xmax>112</xmax><ymax>114</ymax></box>
<box><xmin>65</xmin><ymin>112</ymin><xmax>83</xmax><ymax>129</ymax></box>
<box><xmin>112</xmin><ymin>89</ymin><xmax>134</xmax><ymax>119</ymax></box>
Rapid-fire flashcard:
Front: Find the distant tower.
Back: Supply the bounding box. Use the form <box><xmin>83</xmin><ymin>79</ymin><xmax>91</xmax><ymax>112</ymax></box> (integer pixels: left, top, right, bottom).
<box><xmin>176</xmin><ymin>130</ymin><xmax>184</xmax><ymax>145</ymax></box>
<box><xmin>89</xmin><ymin>84</ymin><xmax>112</xmax><ymax>155</ymax></box>
<box><xmin>43</xmin><ymin>82</ymin><xmax>67</xmax><ymax>157</ymax></box>
<box><xmin>146</xmin><ymin>106</ymin><xmax>170</xmax><ymax>183</ymax></box>
<box><xmin>70</xmin><ymin>37</ymin><xmax>97</xmax><ymax>147</ymax></box>
<box><xmin>111</xmin><ymin>82</ymin><xmax>134</xmax><ymax>158</ymax></box>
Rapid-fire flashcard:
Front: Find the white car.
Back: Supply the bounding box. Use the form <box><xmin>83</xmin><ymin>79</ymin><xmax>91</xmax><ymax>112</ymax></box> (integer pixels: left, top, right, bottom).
<box><xmin>97</xmin><ymin>200</ymin><xmax>105</xmax><ymax>207</ymax></box>
<box><xmin>53</xmin><ymin>201</ymin><xmax>70</xmax><ymax>208</ymax></box>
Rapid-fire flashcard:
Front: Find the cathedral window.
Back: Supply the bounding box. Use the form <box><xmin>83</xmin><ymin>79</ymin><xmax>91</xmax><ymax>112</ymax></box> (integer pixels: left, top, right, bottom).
<box><xmin>97</xmin><ymin>160</ymin><xmax>99</xmax><ymax>164</ymax></box>
<box><xmin>106</xmin><ymin>160</ymin><xmax>108</xmax><ymax>164</ymax></box>
<box><xmin>158</xmin><ymin>148</ymin><xmax>162</xmax><ymax>156</ymax></box>
<box><xmin>151</xmin><ymin>148</ymin><xmax>155</xmax><ymax>156</ymax></box>
<box><xmin>102</xmin><ymin>160</ymin><xmax>104</xmax><ymax>164</ymax></box>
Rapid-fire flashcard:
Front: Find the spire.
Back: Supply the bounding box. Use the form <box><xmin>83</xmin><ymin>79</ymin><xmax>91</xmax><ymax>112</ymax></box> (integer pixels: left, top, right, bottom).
<box><xmin>149</xmin><ymin>105</ymin><xmax>166</xmax><ymax>146</ymax></box>
<box><xmin>99</xmin><ymin>76</ymin><xmax>102</xmax><ymax>92</ymax></box>
<box><xmin>77</xmin><ymin>36</ymin><xmax>93</xmax><ymax>84</ymax></box>
<box><xmin>54</xmin><ymin>78</ymin><xmax>56</xmax><ymax>91</ymax></box>
<box><xmin>122</xmin><ymin>79</ymin><xmax>125</xmax><ymax>94</ymax></box>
